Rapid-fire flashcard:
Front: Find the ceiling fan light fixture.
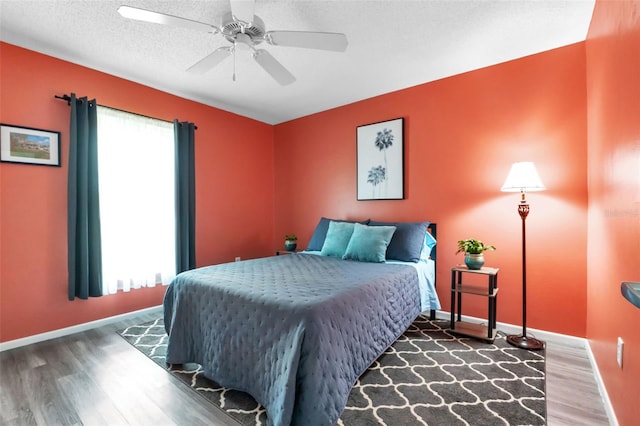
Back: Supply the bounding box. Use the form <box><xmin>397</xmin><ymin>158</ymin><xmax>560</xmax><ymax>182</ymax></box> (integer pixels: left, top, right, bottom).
<box><xmin>221</xmin><ymin>12</ymin><xmax>265</xmax><ymax>43</ymax></box>
<box><xmin>234</xmin><ymin>33</ymin><xmax>253</xmax><ymax>50</ymax></box>
<box><xmin>117</xmin><ymin>0</ymin><xmax>347</xmax><ymax>85</ymax></box>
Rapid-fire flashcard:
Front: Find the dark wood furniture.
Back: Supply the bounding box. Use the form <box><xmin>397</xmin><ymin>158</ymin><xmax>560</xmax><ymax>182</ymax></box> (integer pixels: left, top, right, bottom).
<box><xmin>450</xmin><ymin>265</ymin><xmax>499</xmax><ymax>342</ymax></box>
<box><xmin>275</xmin><ymin>250</ymin><xmax>299</xmax><ymax>255</ymax></box>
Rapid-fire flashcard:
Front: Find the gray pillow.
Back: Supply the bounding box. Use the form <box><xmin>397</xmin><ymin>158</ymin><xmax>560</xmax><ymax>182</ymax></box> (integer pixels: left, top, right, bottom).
<box><xmin>369</xmin><ymin>220</ymin><xmax>430</xmax><ymax>262</ymax></box>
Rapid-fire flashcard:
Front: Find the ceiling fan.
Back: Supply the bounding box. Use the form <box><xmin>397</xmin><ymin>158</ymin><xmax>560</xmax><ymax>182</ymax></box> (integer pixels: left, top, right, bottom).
<box><xmin>118</xmin><ymin>0</ymin><xmax>348</xmax><ymax>85</ymax></box>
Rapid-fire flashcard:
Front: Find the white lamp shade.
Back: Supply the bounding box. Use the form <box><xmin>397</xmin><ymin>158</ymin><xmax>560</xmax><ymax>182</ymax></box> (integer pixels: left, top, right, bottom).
<box><xmin>501</xmin><ymin>162</ymin><xmax>545</xmax><ymax>192</ymax></box>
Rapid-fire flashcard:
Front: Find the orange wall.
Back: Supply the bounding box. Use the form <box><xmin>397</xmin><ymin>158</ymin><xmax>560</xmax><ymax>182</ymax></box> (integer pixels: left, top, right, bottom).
<box><xmin>274</xmin><ymin>43</ymin><xmax>589</xmax><ymax>336</ymax></box>
<box><xmin>0</xmin><ymin>43</ymin><xmax>275</xmax><ymax>343</ymax></box>
<box><xmin>585</xmin><ymin>1</ymin><xmax>640</xmax><ymax>424</ymax></box>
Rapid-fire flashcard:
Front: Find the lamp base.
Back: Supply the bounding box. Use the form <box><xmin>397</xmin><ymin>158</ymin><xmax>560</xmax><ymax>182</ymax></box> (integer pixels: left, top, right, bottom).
<box><xmin>506</xmin><ymin>334</ymin><xmax>545</xmax><ymax>350</ymax></box>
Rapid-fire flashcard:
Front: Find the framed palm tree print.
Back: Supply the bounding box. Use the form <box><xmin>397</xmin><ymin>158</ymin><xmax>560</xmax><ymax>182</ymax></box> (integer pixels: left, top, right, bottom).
<box><xmin>356</xmin><ymin>117</ymin><xmax>404</xmax><ymax>200</ymax></box>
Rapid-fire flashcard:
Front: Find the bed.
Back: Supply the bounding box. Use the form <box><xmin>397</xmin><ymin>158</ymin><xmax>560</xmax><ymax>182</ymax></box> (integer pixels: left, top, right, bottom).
<box><xmin>163</xmin><ymin>219</ymin><xmax>439</xmax><ymax>426</ymax></box>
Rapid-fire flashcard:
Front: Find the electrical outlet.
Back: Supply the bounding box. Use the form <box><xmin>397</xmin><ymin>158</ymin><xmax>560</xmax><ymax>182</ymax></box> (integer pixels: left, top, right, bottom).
<box><xmin>617</xmin><ymin>337</ymin><xmax>624</xmax><ymax>368</ymax></box>
<box><xmin>235</xmin><ymin>256</ymin><xmax>241</xmax><ymax>262</ymax></box>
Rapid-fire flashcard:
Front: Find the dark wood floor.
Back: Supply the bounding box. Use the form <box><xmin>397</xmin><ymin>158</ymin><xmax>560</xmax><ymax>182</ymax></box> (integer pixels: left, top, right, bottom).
<box><xmin>0</xmin><ymin>311</ymin><xmax>611</xmax><ymax>425</ymax></box>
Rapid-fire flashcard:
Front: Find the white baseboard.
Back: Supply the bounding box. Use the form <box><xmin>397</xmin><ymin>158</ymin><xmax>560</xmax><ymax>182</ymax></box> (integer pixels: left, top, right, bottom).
<box><xmin>585</xmin><ymin>338</ymin><xmax>619</xmax><ymax>426</ymax></box>
<box><xmin>437</xmin><ymin>310</ymin><xmax>617</xmax><ymax>425</ymax></box>
<box><xmin>0</xmin><ymin>305</ymin><xmax>163</xmax><ymax>352</ymax></box>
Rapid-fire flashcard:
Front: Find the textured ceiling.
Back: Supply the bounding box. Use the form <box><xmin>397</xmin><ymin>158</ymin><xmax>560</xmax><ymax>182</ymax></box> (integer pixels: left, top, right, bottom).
<box><xmin>0</xmin><ymin>0</ymin><xmax>595</xmax><ymax>124</ymax></box>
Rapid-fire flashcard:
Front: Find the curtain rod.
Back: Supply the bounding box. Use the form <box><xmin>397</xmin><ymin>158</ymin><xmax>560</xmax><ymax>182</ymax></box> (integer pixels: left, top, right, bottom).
<box><xmin>54</xmin><ymin>94</ymin><xmax>197</xmax><ymax>130</ymax></box>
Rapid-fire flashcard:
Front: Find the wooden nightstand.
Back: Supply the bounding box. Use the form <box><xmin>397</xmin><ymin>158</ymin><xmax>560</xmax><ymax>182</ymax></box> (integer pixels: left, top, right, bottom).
<box><xmin>276</xmin><ymin>250</ymin><xmax>299</xmax><ymax>255</ymax></box>
<box><xmin>450</xmin><ymin>265</ymin><xmax>499</xmax><ymax>342</ymax></box>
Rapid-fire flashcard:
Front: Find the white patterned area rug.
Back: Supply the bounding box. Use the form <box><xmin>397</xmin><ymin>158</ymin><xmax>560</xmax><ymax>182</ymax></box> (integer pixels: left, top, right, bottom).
<box><xmin>119</xmin><ymin>316</ymin><xmax>545</xmax><ymax>425</ymax></box>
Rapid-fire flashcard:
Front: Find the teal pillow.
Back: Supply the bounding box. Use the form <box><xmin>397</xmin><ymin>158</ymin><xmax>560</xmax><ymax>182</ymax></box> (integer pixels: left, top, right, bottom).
<box><xmin>307</xmin><ymin>217</ymin><xmax>370</xmax><ymax>251</ymax></box>
<box><xmin>420</xmin><ymin>231</ymin><xmax>437</xmax><ymax>261</ymax></box>
<box><xmin>320</xmin><ymin>221</ymin><xmax>356</xmax><ymax>257</ymax></box>
<box><xmin>343</xmin><ymin>223</ymin><xmax>397</xmax><ymax>263</ymax></box>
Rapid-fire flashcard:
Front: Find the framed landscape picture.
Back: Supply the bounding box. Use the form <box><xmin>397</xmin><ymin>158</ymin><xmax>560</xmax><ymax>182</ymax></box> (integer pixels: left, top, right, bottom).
<box><xmin>356</xmin><ymin>117</ymin><xmax>404</xmax><ymax>200</ymax></box>
<box><xmin>0</xmin><ymin>124</ymin><xmax>61</xmax><ymax>166</ymax></box>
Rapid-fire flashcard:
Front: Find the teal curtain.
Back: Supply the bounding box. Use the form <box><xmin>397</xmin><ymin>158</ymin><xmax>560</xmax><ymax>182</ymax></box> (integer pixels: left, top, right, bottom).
<box><xmin>68</xmin><ymin>94</ymin><xmax>103</xmax><ymax>300</ymax></box>
<box><xmin>174</xmin><ymin>120</ymin><xmax>196</xmax><ymax>273</ymax></box>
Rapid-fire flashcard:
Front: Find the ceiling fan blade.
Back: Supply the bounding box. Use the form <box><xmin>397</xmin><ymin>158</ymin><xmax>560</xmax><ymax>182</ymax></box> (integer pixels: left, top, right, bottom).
<box><xmin>266</xmin><ymin>31</ymin><xmax>348</xmax><ymax>52</ymax></box>
<box><xmin>118</xmin><ymin>5</ymin><xmax>219</xmax><ymax>33</ymax></box>
<box><xmin>229</xmin><ymin>0</ymin><xmax>255</xmax><ymax>24</ymax></box>
<box><xmin>187</xmin><ymin>47</ymin><xmax>232</xmax><ymax>74</ymax></box>
<box><xmin>253</xmin><ymin>49</ymin><xmax>295</xmax><ymax>86</ymax></box>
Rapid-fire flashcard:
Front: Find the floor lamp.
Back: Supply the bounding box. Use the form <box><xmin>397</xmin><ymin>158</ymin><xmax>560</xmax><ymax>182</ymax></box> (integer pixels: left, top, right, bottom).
<box><xmin>501</xmin><ymin>162</ymin><xmax>546</xmax><ymax>350</ymax></box>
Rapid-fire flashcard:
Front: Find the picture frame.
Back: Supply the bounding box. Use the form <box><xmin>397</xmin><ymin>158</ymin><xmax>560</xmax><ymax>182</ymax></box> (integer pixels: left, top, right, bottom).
<box><xmin>0</xmin><ymin>123</ymin><xmax>61</xmax><ymax>167</ymax></box>
<box><xmin>356</xmin><ymin>117</ymin><xmax>404</xmax><ymax>200</ymax></box>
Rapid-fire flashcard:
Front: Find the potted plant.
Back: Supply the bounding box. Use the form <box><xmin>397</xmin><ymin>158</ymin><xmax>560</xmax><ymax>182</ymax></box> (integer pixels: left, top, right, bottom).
<box><xmin>456</xmin><ymin>239</ymin><xmax>496</xmax><ymax>270</ymax></box>
<box><xmin>284</xmin><ymin>234</ymin><xmax>298</xmax><ymax>251</ymax></box>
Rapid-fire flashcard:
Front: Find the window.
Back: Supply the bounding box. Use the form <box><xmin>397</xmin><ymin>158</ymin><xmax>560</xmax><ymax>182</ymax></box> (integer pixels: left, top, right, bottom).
<box><xmin>97</xmin><ymin>106</ymin><xmax>176</xmax><ymax>294</ymax></box>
